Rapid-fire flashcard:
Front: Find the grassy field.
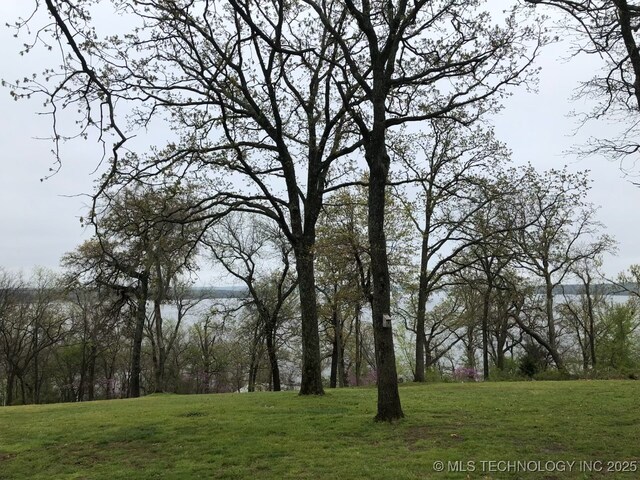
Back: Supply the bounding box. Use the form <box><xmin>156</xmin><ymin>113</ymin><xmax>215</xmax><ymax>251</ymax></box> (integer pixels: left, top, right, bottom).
<box><xmin>0</xmin><ymin>381</ymin><xmax>638</xmax><ymax>479</ymax></box>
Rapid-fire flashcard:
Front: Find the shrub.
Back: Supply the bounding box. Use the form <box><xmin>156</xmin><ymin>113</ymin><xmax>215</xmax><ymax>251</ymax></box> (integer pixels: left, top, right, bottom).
<box><xmin>489</xmin><ymin>359</ymin><xmax>525</xmax><ymax>381</ymax></box>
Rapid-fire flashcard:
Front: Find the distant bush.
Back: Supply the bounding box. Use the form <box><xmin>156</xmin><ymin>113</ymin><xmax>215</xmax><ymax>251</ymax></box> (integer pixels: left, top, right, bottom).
<box><xmin>518</xmin><ymin>343</ymin><xmax>549</xmax><ymax>378</ymax></box>
<box><xmin>518</xmin><ymin>355</ymin><xmax>540</xmax><ymax>378</ymax></box>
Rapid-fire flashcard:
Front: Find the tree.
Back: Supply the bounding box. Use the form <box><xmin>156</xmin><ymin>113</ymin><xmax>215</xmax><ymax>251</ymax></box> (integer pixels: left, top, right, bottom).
<box><xmin>9</xmin><ymin>1</ymin><xmax>543</xmax><ymax>418</ymax></box>
<box><xmin>316</xmin><ymin>182</ymin><xmax>414</xmax><ymax>387</ymax></box>
<box><xmin>315</xmin><ymin>188</ymin><xmax>367</xmax><ymax>389</ymax></box>
<box><xmin>206</xmin><ymin>214</ymin><xmax>298</xmax><ymax>392</ymax></box>
<box><xmin>456</xmin><ymin>213</ymin><xmax>518</xmax><ymax>380</ymax></box>
<box><xmin>307</xmin><ymin>0</ymin><xmax>543</xmax><ymax>420</ymax></box>
<box><xmin>597</xmin><ymin>301</ymin><xmax>640</xmax><ymax>373</ymax></box>
<box><xmin>395</xmin><ymin>293</ymin><xmax>463</xmax><ymax>377</ymax></box>
<box><xmin>450</xmin><ymin>283</ymin><xmax>483</xmax><ymax>372</ymax></box>
<box><xmin>7</xmin><ymin>0</ymin><xmax>366</xmax><ymax>396</ymax></box>
<box><xmin>63</xmin><ymin>282</ymin><xmax>125</xmax><ymax>401</ymax></box>
<box><xmin>391</xmin><ymin>119</ymin><xmax>511</xmax><ymax>381</ymax></box>
<box><xmin>557</xmin><ymin>257</ymin><xmax>609</xmax><ymax>370</ymax></box>
<box><xmin>62</xmin><ymin>183</ymin><xmax>202</xmax><ymax>396</ymax></box>
<box><xmin>145</xmin><ymin>280</ymin><xmax>203</xmax><ymax>393</ymax></box>
<box><xmin>511</xmin><ymin>167</ymin><xmax>614</xmax><ymax>370</ymax></box>
<box><xmin>186</xmin><ymin>307</ymin><xmax>228</xmax><ymax>393</ymax></box>
<box><xmin>316</xmin><ymin>185</ymin><xmax>374</xmax><ymax>387</ymax></box>
<box><xmin>0</xmin><ymin>269</ymin><xmax>66</xmax><ymax>405</ymax></box>
<box><xmin>63</xmin><ymin>236</ymin><xmax>150</xmax><ymax>399</ymax></box>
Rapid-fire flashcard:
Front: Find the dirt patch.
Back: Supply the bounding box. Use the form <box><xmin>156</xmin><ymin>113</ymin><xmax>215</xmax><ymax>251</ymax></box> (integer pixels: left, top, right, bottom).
<box><xmin>178</xmin><ymin>411</ymin><xmax>208</xmax><ymax>418</ymax></box>
<box><xmin>0</xmin><ymin>453</ymin><xmax>17</xmax><ymax>462</ymax></box>
<box><xmin>404</xmin><ymin>425</ymin><xmax>465</xmax><ymax>451</ymax></box>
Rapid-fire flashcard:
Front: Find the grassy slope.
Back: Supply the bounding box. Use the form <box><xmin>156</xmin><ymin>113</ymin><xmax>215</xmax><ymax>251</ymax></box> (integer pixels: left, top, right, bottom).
<box><xmin>0</xmin><ymin>381</ymin><xmax>638</xmax><ymax>479</ymax></box>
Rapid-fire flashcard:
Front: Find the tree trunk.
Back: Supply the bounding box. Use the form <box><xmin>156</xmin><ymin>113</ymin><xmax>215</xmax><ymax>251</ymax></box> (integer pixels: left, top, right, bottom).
<box><xmin>337</xmin><ymin>335</ymin><xmax>345</xmax><ymax>389</ymax></box>
<box><xmin>153</xmin><ymin>299</ymin><xmax>166</xmax><ymax>393</ymax></box>
<box><xmin>130</xmin><ymin>274</ymin><xmax>148</xmax><ymax>398</ymax></box>
<box><xmin>367</xmin><ymin>142</ymin><xmax>403</xmax><ymax>422</ymax></box>
<box><xmin>329</xmin><ymin>302</ymin><xmax>345</xmax><ymax>388</ymax></box>
<box><xmin>465</xmin><ymin>326</ymin><xmax>476</xmax><ymax>369</ymax></box>
<box><xmin>585</xmin><ymin>282</ymin><xmax>597</xmax><ymax>368</ymax></box>
<box><xmin>6</xmin><ymin>369</ymin><xmax>15</xmax><ymax>406</ymax></box>
<box><xmin>414</xmin><ymin>209</ymin><xmax>432</xmax><ymax>382</ymax></box>
<box><xmin>33</xmin><ymin>324</ymin><xmax>39</xmax><ymax>404</ymax></box>
<box><xmin>19</xmin><ymin>374</ymin><xmax>26</xmax><ymax>405</ymax></box>
<box><xmin>496</xmin><ymin>327</ymin><xmax>507</xmax><ymax>372</ymax></box>
<box><xmin>355</xmin><ymin>302</ymin><xmax>362</xmax><ymax>386</ymax></box>
<box><xmin>425</xmin><ymin>347</ymin><xmax>433</xmax><ymax>370</ymax></box>
<box><xmin>514</xmin><ymin>314</ymin><xmax>565</xmax><ymax>372</ymax></box>
<box><xmin>249</xmin><ymin>315</ymin><xmax>263</xmax><ymax>392</ymax></box>
<box><xmin>265</xmin><ymin>322</ymin><xmax>281</xmax><ymax>391</ymax></box>
<box><xmin>330</xmin><ymin>332</ymin><xmax>338</xmax><ymax>389</ymax></box>
<box><xmin>481</xmin><ymin>285</ymin><xmax>492</xmax><ymax>380</ymax></box>
<box><xmin>544</xmin><ymin>276</ymin><xmax>564</xmax><ymax>371</ymax></box>
<box><xmin>78</xmin><ymin>341</ymin><xmax>87</xmax><ymax>402</ymax></box>
<box><xmin>87</xmin><ymin>344</ymin><xmax>97</xmax><ymax>401</ymax></box>
<box><xmin>295</xmin><ymin>246</ymin><xmax>324</xmax><ymax>395</ymax></box>
<box><xmin>248</xmin><ymin>361</ymin><xmax>258</xmax><ymax>393</ymax></box>
<box><xmin>154</xmin><ymin>356</ymin><xmax>165</xmax><ymax>394</ymax></box>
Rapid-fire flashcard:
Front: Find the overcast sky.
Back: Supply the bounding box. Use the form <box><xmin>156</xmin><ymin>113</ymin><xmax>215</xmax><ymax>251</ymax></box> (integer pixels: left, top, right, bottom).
<box><xmin>1</xmin><ymin>1</ymin><xmax>639</xmax><ymax>283</ymax></box>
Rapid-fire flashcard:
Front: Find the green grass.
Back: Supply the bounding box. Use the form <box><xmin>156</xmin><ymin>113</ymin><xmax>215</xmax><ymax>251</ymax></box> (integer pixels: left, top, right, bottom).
<box><xmin>0</xmin><ymin>381</ymin><xmax>639</xmax><ymax>479</ymax></box>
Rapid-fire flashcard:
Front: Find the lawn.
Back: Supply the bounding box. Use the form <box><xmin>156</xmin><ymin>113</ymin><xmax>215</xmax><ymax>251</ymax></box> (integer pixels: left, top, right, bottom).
<box><xmin>0</xmin><ymin>381</ymin><xmax>638</xmax><ymax>479</ymax></box>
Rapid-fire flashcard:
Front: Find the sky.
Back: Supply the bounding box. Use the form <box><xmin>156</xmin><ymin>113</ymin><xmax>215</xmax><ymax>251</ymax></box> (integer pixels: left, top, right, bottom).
<box><xmin>0</xmin><ymin>1</ymin><xmax>639</xmax><ymax>282</ymax></box>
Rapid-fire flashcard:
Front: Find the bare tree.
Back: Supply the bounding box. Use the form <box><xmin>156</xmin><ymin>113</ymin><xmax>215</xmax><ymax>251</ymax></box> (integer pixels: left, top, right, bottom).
<box><xmin>391</xmin><ymin>119</ymin><xmax>511</xmax><ymax>382</ymax></box>
<box><xmin>511</xmin><ymin>167</ymin><xmax>615</xmax><ymax>370</ymax></box>
<box><xmin>206</xmin><ymin>214</ymin><xmax>298</xmax><ymax>392</ymax></box>
<box><xmin>557</xmin><ymin>257</ymin><xmax>609</xmax><ymax>370</ymax></box>
<box><xmin>525</xmin><ymin>0</ymin><xmax>640</xmax><ymax>165</ymax></box>
<box><xmin>0</xmin><ymin>269</ymin><xmax>66</xmax><ymax>405</ymax></box>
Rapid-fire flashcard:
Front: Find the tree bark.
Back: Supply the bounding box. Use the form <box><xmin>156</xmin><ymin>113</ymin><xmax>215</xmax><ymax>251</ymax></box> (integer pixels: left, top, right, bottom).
<box><xmin>544</xmin><ymin>276</ymin><xmax>565</xmax><ymax>371</ymax></box>
<box><xmin>248</xmin><ymin>320</ymin><xmax>261</xmax><ymax>393</ymax></box>
<box><xmin>19</xmin><ymin>375</ymin><xmax>26</xmax><ymax>405</ymax></box>
<box><xmin>6</xmin><ymin>370</ymin><xmax>15</xmax><ymax>406</ymax></box>
<box><xmin>330</xmin><ymin>329</ymin><xmax>338</xmax><ymax>389</ymax></box>
<box><xmin>295</xmin><ymin>245</ymin><xmax>324</xmax><ymax>395</ymax></box>
<box><xmin>414</xmin><ymin>287</ymin><xmax>427</xmax><ymax>382</ymax></box>
<box><xmin>367</xmin><ymin>138</ymin><xmax>403</xmax><ymax>421</ymax></box>
<box><xmin>495</xmin><ymin>327</ymin><xmax>507</xmax><ymax>371</ymax></box>
<box><xmin>514</xmin><ymin>315</ymin><xmax>565</xmax><ymax>371</ymax></box>
<box><xmin>481</xmin><ymin>286</ymin><xmax>492</xmax><ymax>380</ymax></box>
<box><xmin>153</xmin><ymin>299</ymin><xmax>166</xmax><ymax>393</ymax></box>
<box><xmin>87</xmin><ymin>343</ymin><xmax>97</xmax><ymax>401</ymax></box>
<box><xmin>584</xmin><ymin>281</ymin><xmax>597</xmax><ymax>368</ymax></box>
<box><xmin>465</xmin><ymin>326</ymin><xmax>476</xmax><ymax>369</ymax></box>
<box><xmin>33</xmin><ymin>322</ymin><xmax>39</xmax><ymax>404</ymax></box>
<box><xmin>265</xmin><ymin>323</ymin><xmax>281</xmax><ymax>391</ymax></box>
<box><xmin>78</xmin><ymin>341</ymin><xmax>87</xmax><ymax>402</ymax></box>
<box><xmin>414</xmin><ymin>203</ymin><xmax>433</xmax><ymax>382</ymax></box>
<box><xmin>329</xmin><ymin>301</ymin><xmax>345</xmax><ymax>388</ymax></box>
<box><xmin>129</xmin><ymin>274</ymin><xmax>148</xmax><ymax>398</ymax></box>
<box><xmin>355</xmin><ymin>302</ymin><xmax>362</xmax><ymax>387</ymax></box>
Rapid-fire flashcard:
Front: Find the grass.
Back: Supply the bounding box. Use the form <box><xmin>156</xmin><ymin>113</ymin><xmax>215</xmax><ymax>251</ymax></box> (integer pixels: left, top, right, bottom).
<box><xmin>0</xmin><ymin>381</ymin><xmax>639</xmax><ymax>479</ymax></box>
